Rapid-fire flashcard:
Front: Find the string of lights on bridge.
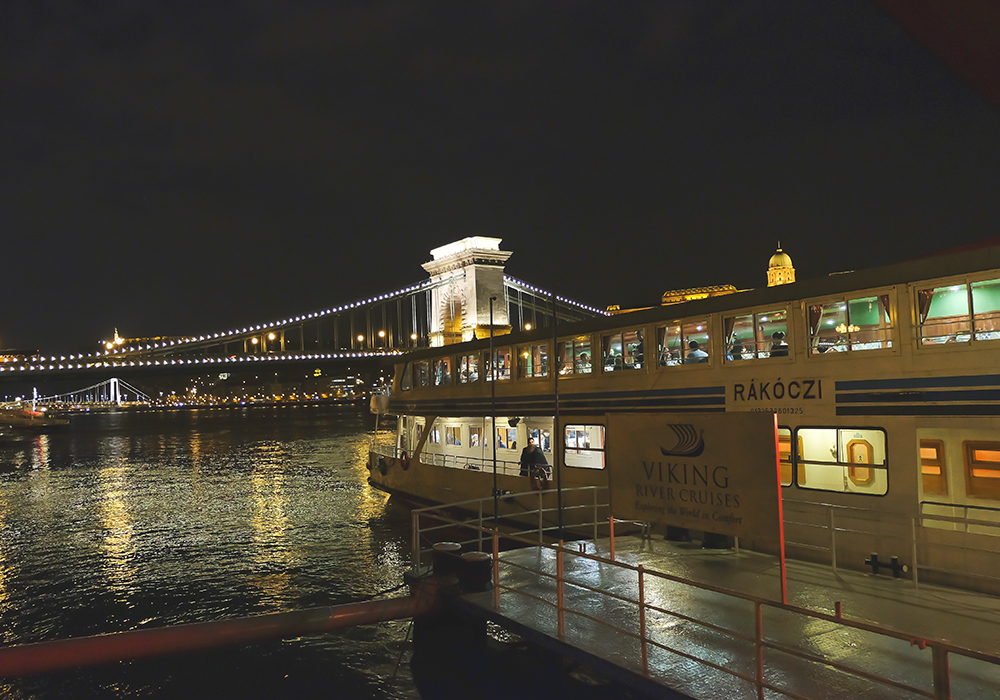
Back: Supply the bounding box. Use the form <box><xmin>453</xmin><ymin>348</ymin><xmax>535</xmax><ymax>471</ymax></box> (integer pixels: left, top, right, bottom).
<box><xmin>0</xmin><ymin>351</ymin><xmax>402</xmax><ymax>374</ymax></box>
<box><xmin>0</xmin><ymin>274</ymin><xmax>608</xmax><ymax>373</ymax></box>
<box><xmin>91</xmin><ymin>275</ymin><xmax>607</xmax><ymax>357</ymax></box>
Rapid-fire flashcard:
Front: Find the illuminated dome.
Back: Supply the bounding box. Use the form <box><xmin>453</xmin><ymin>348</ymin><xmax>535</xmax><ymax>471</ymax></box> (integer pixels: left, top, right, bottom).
<box><xmin>767</xmin><ymin>244</ymin><xmax>795</xmax><ymax>287</ymax></box>
<box><xmin>769</xmin><ymin>248</ymin><xmax>793</xmax><ymax>269</ymax></box>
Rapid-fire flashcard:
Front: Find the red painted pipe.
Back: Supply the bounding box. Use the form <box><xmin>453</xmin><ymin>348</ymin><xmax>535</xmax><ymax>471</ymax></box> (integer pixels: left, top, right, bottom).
<box><xmin>0</xmin><ymin>591</ymin><xmax>436</xmax><ymax>678</ymax></box>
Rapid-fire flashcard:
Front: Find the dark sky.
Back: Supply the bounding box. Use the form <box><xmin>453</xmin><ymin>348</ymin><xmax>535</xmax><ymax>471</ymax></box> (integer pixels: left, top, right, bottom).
<box><xmin>2</xmin><ymin>1</ymin><xmax>999</xmax><ymax>353</ymax></box>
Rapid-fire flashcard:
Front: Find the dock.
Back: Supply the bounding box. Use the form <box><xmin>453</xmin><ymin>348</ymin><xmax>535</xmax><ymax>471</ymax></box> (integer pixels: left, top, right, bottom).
<box><xmin>429</xmin><ymin>533</ymin><xmax>1000</xmax><ymax>699</ymax></box>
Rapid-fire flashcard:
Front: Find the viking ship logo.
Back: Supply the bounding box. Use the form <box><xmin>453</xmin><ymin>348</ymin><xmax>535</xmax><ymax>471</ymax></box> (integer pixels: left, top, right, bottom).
<box><xmin>660</xmin><ymin>424</ymin><xmax>705</xmax><ymax>457</ymax></box>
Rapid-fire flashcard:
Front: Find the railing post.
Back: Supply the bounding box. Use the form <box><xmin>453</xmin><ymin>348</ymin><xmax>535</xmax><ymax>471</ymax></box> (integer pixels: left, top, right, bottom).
<box><xmin>493</xmin><ymin>531</ymin><xmax>501</xmax><ymax>609</ymax></box>
<box><xmin>610</xmin><ymin>516</ymin><xmax>616</xmax><ymax>562</ymax></box>
<box><xmin>556</xmin><ymin>543</ymin><xmax>565</xmax><ymax>638</ymax></box>
<box><xmin>538</xmin><ymin>491</ymin><xmax>544</xmax><ymax>541</ymax></box>
<box><xmin>829</xmin><ymin>507</ymin><xmax>838</xmax><ymax>572</ymax></box>
<box><xmin>911</xmin><ymin>517</ymin><xmax>920</xmax><ymax>590</ymax></box>
<box><xmin>593</xmin><ymin>487</ymin><xmax>599</xmax><ymax>543</ymax></box>
<box><xmin>638</xmin><ymin>564</ymin><xmax>648</xmax><ymax>674</ymax></box>
<box><xmin>411</xmin><ymin>511</ymin><xmax>420</xmax><ymax>570</ymax></box>
<box><xmin>478</xmin><ymin>500</ymin><xmax>484</xmax><ymax>553</ymax></box>
<box><xmin>931</xmin><ymin>646</ymin><xmax>951</xmax><ymax>700</ymax></box>
<box><xmin>755</xmin><ymin>601</ymin><xmax>765</xmax><ymax>700</ymax></box>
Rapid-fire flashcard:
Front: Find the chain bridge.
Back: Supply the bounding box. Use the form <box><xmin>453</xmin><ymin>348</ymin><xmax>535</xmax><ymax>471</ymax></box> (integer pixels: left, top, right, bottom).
<box><xmin>0</xmin><ymin>238</ymin><xmax>606</xmax><ymax>383</ymax></box>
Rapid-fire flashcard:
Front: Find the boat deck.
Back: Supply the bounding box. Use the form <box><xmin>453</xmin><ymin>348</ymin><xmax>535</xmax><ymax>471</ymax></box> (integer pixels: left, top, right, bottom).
<box><xmin>453</xmin><ymin>534</ymin><xmax>1000</xmax><ymax>699</ymax></box>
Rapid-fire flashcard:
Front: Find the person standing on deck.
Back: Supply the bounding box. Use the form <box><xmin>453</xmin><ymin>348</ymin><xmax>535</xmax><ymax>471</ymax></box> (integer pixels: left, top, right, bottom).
<box><xmin>519</xmin><ymin>438</ymin><xmax>548</xmax><ymax>477</ymax></box>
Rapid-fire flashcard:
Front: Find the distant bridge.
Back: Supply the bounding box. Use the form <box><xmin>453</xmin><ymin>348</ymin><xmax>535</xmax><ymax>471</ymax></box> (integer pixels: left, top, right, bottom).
<box><xmin>31</xmin><ymin>378</ymin><xmax>152</xmax><ymax>407</ymax></box>
<box><xmin>0</xmin><ymin>239</ymin><xmax>607</xmax><ymax>381</ymax></box>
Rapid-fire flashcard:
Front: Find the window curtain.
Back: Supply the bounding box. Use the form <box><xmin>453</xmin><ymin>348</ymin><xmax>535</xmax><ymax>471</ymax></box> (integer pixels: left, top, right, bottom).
<box><xmin>917</xmin><ymin>290</ymin><xmax>934</xmax><ymax>324</ymax></box>
<box><xmin>807</xmin><ymin>305</ymin><xmax>823</xmax><ymax>350</ymax></box>
<box><xmin>723</xmin><ymin>316</ymin><xmax>736</xmax><ymax>340</ymax></box>
<box><xmin>878</xmin><ymin>294</ymin><xmax>892</xmax><ymax>323</ymax></box>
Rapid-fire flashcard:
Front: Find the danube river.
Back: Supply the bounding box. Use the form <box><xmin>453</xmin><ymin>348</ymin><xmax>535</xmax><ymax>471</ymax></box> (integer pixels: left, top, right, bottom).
<box><xmin>0</xmin><ymin>405</ymin><xmax>418</xmax><ymax>699</ymax></box>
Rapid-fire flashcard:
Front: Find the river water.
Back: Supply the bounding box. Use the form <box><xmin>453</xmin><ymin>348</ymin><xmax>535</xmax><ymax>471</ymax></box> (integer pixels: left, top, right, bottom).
<box><xmin>0</xmin><ymin>405</ymin><xmax>419</xmax><ymax>699</ymax></box>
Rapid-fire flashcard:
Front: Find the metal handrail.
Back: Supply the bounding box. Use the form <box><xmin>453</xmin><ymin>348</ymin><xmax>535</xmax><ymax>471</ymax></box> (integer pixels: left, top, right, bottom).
<box><xmin>781</xmin><ymin>499</ymin><xmax>1000</xmax><ymax>591</ymax></box>
<box><xmin>410</xmin><ymin>486</ymin><xmax>611</xmax><ymax>569</ymax></box>
<box><xmin>417</xmin><ymin>508</ymin><xmax>998</xmax><ymax>700</ymax></box>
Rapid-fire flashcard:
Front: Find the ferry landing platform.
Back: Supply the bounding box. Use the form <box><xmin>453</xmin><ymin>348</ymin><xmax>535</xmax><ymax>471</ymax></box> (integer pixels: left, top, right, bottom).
<box><xmin>449</xmin><ymin>534</ymin><xmax>1000</xmax><ymax>700</ymax></box>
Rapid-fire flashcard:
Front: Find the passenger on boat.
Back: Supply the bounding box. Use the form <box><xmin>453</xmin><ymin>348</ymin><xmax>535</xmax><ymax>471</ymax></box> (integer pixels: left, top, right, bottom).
<box><xmin>769</xmin><ymin>331</ymin><xmax>789</xmax><ymax>357</ymax></box>
<box><xmin>684</xmin><ymin>340</ymin><xmax>708</xmax><ymax>364</ymax></box>
<box><xmin>519</xmin><ymin>439</ymin><xmax>549</xmax><ymax>477</ymax></box>
<box><xmin>728</xmin><ymin>337</ymin><xmax>744</xmax><ymax>361</ymax></box>
<box><xmin>576</xmin><ymin>352</ymin><xmax>591</xmax><ymax>373</ymax></box>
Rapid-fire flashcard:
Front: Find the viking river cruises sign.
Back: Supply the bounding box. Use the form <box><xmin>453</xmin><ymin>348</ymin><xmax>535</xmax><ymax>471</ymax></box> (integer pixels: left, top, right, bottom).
<box><xmin>607</xmin><ymin>412</ymin><xmax>782</xmax><ymax>541</ymax></box>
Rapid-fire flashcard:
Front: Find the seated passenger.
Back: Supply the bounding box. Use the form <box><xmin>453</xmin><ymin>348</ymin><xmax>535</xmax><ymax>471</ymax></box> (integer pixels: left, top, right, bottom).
<box><xmin>769</xmin><ymin>331</ymin><xmax>789</xmax><ymax>357</ymax></box>
<box><xmin>576</xmin><ymin>352</ymin><xmax>591</xmax><ymax>373</ymax></box>
<box><xmin>684</xmin><ymin>340</ymin><xmax>709</xmax><ymax>364</ymax></box>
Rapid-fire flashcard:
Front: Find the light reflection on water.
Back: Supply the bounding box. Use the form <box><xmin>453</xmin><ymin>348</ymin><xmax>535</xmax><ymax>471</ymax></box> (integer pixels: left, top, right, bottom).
<box><xmin>0</xmin><ymin>405</ymin><xmax>415</xmax><ymax>699</ymax></box>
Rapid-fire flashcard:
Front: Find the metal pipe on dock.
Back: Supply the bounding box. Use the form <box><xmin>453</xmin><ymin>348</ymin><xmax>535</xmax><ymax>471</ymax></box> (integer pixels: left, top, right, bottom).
<box><xmin>0</xmin><ymin>589</ymin><xmax>437</xmax><ymax>679</ymax></box>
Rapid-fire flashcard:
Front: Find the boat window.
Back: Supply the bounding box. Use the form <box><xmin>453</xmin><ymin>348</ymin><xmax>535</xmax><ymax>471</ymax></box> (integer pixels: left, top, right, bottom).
<box><xmin>485</xmin><ymin>348</ymin><xmax>511</xmax><ymax>381</ymax></box>
<box><xmin>795</xmin><ymin>427</ymin><xmax>887</xmax><ymax>495</ymax></box>
<box><xmin>920</xmin><ymin>439</ymin><xmax>947</xmax><ymax>496</ymax></box>
<box><xmin>529</xmin><ymin>428</ymin><xmax>552</xmax><ymax>453</ymax></box>
<box><xmin>657</xmin><ymin>319</ymin><xmax>710</xmax><ymax>367</ymax></box>
<box><xmin>414</xmin><ymin>360</ymin><xmax>430</xmax><ymax>388</ymax></box>
<box><xmin>495</xmin><ymin>427</ymin><xmax>517</xmax><ymax>450</ymax></box>
<box><xmin>963</xmin><ymin>441</ymin><xmax>1000</xmax><ymax>500</ymax></box>
<box><xmin>808</xmin><ymin>294</ymin><xmax>892</xmax><ymax>354</ymax></box>
<box><xmin>778</xmin><ymin>427</ymin><xmax>799</xmax><ymax>486</ymax></box>
<box><xmin>433</xmin><ymin>357</ymin><xmax>452</xmax><ymax>386</ymax></box>
<box><xmin>429</xmin><ymin>426</ymin><xmax>441</xmax><ymax>445</ymax></box>
<box><xmin>724</xmin><ymin>309</ymin><xmax>788</xmax><ymax>360</ymax></box>
<box><xmin>445</xmin><ymin>426</ymin><xmax>461</xmax><ymax>446</ymax></box>
<box><xmin>972</xmin><ymin>279</ymin><xmax>1000</xmax><ymax>339</ymax></box>
<box><xmin>517</xmin><ymin>343</ymin><xmax>549</xmax><ymax>379</ymax></box>
<box><xmin>564</xmin><ymin>424</ymin><xmax>606</xmax><ymax>469</ymax></box>
<box><xmin>469</xmin><ymin>426</ymin><xmax>482</xmax><ymax>448</ymax></box>
<box><xmin>917</xmin><ymin>278</ymin><xmax>1000</xmax><ymax>345</ymax></box>
<box><xmin>601</xmin><ymin>329</ymin><xmax>643</xmax><ymax>371</ymax></box>
<box><xmin>558</xmin><ymin>335</ymin><xmax>593</xmax><ymax>375</ymax></box>
<box><xmin>400</xmin><ymin>363</ymin><xmax>412</xmax><ymax>392</ymax></box>
<box><xmin>459</xmin><ymin>353</ymin><xmax>479</xmax><ymax>383</ymax></box>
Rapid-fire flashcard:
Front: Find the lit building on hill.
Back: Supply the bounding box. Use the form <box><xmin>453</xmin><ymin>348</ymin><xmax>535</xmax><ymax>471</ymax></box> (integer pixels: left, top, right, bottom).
<box><xmin>767</xmin><ymin>244</ymin><xmax>796</xmax><ymax>286</ymax></box>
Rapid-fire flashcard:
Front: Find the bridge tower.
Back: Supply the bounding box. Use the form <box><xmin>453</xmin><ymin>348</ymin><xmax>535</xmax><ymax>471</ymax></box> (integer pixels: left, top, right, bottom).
<box><xmin>421</xmin><ymin>237</ymin><xmax>513</xmax><ymax>346</ymax></box>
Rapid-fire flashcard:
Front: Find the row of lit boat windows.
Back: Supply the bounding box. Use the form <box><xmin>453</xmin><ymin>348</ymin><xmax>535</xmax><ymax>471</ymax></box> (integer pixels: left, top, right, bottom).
<box><xmin>413</xmin><ymin>422</ymin><xmax>606</xmax><ymax>469</ymax></box>
<box><xmin>920</xmin><ymin>439</ymin><xmax>1000</xmax><ymax>501</ymax></box>
<box><xmin>778</xmin><ymin>428</ymin><xmax>1000</xmax><ymax>501</ymax></box>
<box><xmin>400</xmin><ymin>278</ymin><xmax>1000</xmax><ymax>388</ymax></box>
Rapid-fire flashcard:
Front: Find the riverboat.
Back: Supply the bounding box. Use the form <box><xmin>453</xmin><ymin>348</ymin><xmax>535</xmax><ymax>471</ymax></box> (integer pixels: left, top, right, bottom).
<box><xmin>369</xmin><ymin>240</ymin><xmax>1000</xmax><ymax>593</ymax></box>
<box><xmin>0</xmin><ymin>406</ymin><xmax>69</xmax><ymax>430</ymax></box>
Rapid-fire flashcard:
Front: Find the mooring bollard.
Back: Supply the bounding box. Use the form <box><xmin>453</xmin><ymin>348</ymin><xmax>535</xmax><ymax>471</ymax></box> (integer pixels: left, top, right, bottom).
<box><xmin>459</xmin><ymin>552</ymin><xmax>493</xmax><ymax>592</ymax></box>
<box><xmin>432</xmin><ymin>542</ymin><xmax>463</xmax><ymax>578</ymax></box>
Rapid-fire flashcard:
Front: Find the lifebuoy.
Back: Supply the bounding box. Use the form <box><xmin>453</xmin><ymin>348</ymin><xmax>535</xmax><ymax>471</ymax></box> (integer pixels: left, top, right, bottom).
<box><xmin>399</xmin><ymin>450</ymin><xmax>410</xmax><ymax>471</ymax></box>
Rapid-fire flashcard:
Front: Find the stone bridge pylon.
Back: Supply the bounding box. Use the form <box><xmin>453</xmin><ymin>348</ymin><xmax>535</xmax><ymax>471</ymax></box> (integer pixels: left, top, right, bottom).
<box><xmin>421</xmin><ymin>237</ymin><xmax>513</xmax><ymax>347</ymax></box>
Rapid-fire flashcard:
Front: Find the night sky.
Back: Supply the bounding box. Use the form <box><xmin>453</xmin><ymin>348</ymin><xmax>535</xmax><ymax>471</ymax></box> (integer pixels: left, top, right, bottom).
<box><xmin>3</xmin><ymin>1</ymin><xmax>999</xmax><ymax>353</ymax></box>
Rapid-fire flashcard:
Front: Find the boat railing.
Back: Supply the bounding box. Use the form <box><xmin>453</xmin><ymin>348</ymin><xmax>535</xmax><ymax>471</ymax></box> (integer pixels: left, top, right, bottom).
<box><xmin>416</xmin><ymin>513</ymin><xmax>1000</xmax><ymax>700</ymax></box>
<box><xmin>367</xmin><ymin>442</ymin><xmax>526</xmax><ymax>476</ymax></box>
<box><xmin>782</xmin><ymin>499</ymin><xmax>1000</xmax><ymax>592</ymax></box>
<box><xmin>409</xmin><ymin>486</ymin><xmax>612</xmax><ymax>569</ymax></box>
<box><xmin>417</xmin><ymin>452</ymin><xmax>522</xmax><ymax>476</ymax></box>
